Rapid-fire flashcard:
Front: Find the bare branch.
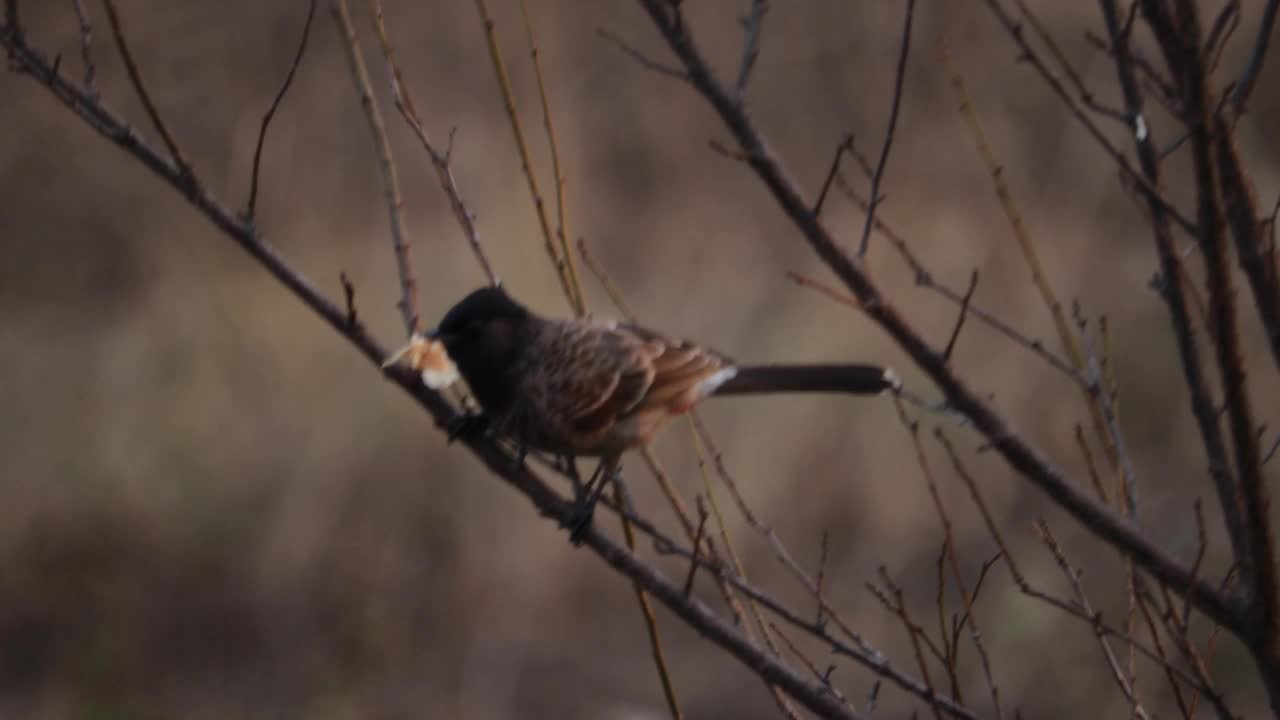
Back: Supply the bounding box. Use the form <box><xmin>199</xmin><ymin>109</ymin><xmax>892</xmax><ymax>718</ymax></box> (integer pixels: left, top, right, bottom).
<box><xmin>247</xmin><ymin>0</ymin><xmax>315</xmax><ymax>220</ymax></box>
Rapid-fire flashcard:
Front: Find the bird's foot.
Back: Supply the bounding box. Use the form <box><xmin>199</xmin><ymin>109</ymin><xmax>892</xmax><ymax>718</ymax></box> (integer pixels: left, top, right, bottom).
<box><xmin>564</xmin><ymin>462</ymin><xmax>619</xmax><ymax>546</ymax></box>
<box><xmin>446</xmin><ymin>412</ymin><xmax>490</xmax><ymax>444</ymax></box>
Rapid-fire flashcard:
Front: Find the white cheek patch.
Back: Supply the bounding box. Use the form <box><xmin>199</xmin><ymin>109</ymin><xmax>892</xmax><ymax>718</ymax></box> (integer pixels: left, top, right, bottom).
<box><xmin>383</xmin><ymin>334</ymin><xmax>461</xmax><ymax>390</ymax></box>
<box><xmin>696</xmin><ymin>366</ymin><xmax>738</xmax><ymax>397</ymax></box>
<box><xmin>421</xmin><ymin>362</ymin><xmax>460</xmax><ymax>390</ymax></box>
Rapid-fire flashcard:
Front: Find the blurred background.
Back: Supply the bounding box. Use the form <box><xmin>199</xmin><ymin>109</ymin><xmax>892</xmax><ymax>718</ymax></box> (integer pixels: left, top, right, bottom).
<box><xmin>2</xmin><ymin>1</ymin><xmax>1278</xmax><ymax>717</ymax></box>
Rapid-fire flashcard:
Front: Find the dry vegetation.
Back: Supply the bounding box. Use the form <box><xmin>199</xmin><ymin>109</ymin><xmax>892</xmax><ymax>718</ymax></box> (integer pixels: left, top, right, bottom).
<box><xmin>2</xmin><ymin>1</ymin><xmax>1279</xmax><ymax>718</ymax></box>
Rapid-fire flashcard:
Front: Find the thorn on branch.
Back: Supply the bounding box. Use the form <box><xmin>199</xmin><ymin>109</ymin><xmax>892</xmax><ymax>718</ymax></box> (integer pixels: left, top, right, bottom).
<box><xmin>247</xmin><ymin>0</ymin><xmax>315</xmax><ymax>220</ymax></box>
<box><xmin>340</xmin><ymin>271</ymin><xmax>359</xmax><ymax>328</ymax></box>
<box><xmin>942</xmin><ymin>269</ymin><xmax>979</xmax><ymax>362</ymax></box>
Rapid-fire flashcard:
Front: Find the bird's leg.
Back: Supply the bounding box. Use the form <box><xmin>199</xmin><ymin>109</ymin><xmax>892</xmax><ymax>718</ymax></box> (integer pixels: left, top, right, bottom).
<box><xmin>558</xmin><ymin>456</ymin><xmax>583</xmax><ymax>497</ymax></box>
<box><xmin>566</xmin><ymin>458</ymin><xmax>620</xmax><ymax>545</ymax></box>
<box><xmin>445</xmin><ymin>412</ymin><xmax>490</xmax><ymax>444</ymax></box>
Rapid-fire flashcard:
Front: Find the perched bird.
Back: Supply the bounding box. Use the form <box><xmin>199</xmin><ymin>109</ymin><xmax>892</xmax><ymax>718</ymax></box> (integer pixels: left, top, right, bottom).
<box><xmin>390</xmin><ymin>286</ymin><xmax>898</xmax><ymax>540</ymax></box>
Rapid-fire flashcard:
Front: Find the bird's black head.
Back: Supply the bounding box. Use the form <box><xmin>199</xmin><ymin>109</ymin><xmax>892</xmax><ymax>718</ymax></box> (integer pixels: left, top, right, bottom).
<box><xmin>430</xmin><ymin>286</ymin><xmax>533</xmax><ymax>411</ymax></box>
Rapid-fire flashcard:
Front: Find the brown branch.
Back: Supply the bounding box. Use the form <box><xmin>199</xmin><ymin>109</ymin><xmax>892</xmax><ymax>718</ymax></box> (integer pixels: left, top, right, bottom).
<box><xmin>857</xmin><ymin>0</ymin><xmax>914</xmax><ymax>258</ymax></box>
<box><xmin>247</xmin><ymin>0</ymin><xmax>315</xmax><ymax>220</ymax></box>
<box><xmin>2</xmin><ymin>29</ymin><xmax>878</xmax><ymax>718</ymax></box>
<box><xmin>1213</xmin><ymin>116</ymin><xmax>1280</xmax><ymax>369</ymax></box>
<box><xmin>1096</xmin><ymin>0</ymin><xmax>1252</xmax><ymax>623</ymax></box>
<box><xmin>331</xmin><ymin>0</ymin><xmax>420</xmax><ymax>336</ymax></box>
<box><xmin>101</xmin><ymin>0</ymin><xmax>192</xmax><ymax>179</ymax></box>
<box><xmin>367</xmin><ymin>0</ymin><xmax>498</xmax><ymax>288</ymax></box>
<box><xmin>1152</xmin><ymin>0</ymin><xmax>1276</xmax><ymax>673</ymax></box>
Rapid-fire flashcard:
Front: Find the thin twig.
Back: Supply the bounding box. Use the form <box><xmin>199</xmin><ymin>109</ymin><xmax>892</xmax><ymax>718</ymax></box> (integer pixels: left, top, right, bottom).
<box><xmin>813</xmin><ymin>133</ymin><xmax>854</xmax><ymax>218</ymax></box>
<box><xmin>682</xmin><ymin>498</ymin><xmax>710</xmax><ymax>596</ymax></box>
<box><xmin>942</xmin><ymin>270</ymin><xmax>978</xmax><ymax>363</ymax></box>
<box><xmin>598</xmin><ymin>27</ymin><xmax>689</xmax><ymax>81</ymax></box>
<box><xmin>1034</xmin><ymin>519</ymin><xmax>1150</xmax><ymax>719</ymax></box>
<box><xmin>612</xmin><ymin>475</ymin><xmax>686</xmax><ymax>720</ymax></box>
<box><xmin>101</xmin><ymin>0</ymin><xmax>192</xmax><ymax>179</ymax></box>
<box><xmin>247</xmin><ymin>0</ymin><xmax>315</xmax><ymax>220</ymax></box>
<box><xmin>518</xmin><ymin>0</ymin><xmax>584</xmax><ymax>316</ymax></box>
<box><xmin>331</xmin><ymin>0</ymin><xmax>419</xmax><ymax>336</ymax></box>
<box><xmin>577</xmin><ymin>238</ymin><xmax>637</xmax><ymax>321</ymax></box>
<box><xmin>874</xmin><ymin>569</ymin><xmax>945</xmax><ymax>720</ymax></box>
<box><xmin>339</xmin><ymin>271</ymin><xmax>359</xmax><ymax>328</ymax></box>
<box><xmin>734</xmin><ymin>0</ymin><xmax>767</xmax><ymax>103</ymax></box>
<box><xmin>475</xmin><ymin>0</ymin><xmax>581</xmax><ymax>314</ymax></box>
<box><xmin>1229</xmin><ymin>0</ymin><xmax>1279</xmax><ymax>111</ymax></box>
<box><xmin>71</xmin><ymin>0</ymin><xmax>95</xmax><ymax>94</ymax></box>
<box><xmin>838</xmin><ymin>179</ymin><xmax>1088</xmax><ymax>385</ymax></box>
<box><xmin>857</xmin><ymin>0</ymin><xmax>914</xmax><ymax>258</ymax></box>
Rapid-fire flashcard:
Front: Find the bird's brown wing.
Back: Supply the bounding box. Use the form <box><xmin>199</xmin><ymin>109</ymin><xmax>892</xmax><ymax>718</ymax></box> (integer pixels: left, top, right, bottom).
<box><xmin>615</xmin><ymin>322</ymin><xmax>733</xmax><ymax>413</ymax></box>
<box><xmin>521</xmin><ymin>319</ymin><xmax>728</xmax><ymax>439</ymax></box>
<box><xmin>524</xmin><ymin>319</ymin><xmax>655</xmax><ymax>438</ymax></box>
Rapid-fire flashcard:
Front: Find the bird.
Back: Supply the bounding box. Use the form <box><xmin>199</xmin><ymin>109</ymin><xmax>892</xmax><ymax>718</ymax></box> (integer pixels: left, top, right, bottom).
<box><xmin>388</xmin><ymin>286</ymin><xmax>899</xmax><ymax>541</ymax></box>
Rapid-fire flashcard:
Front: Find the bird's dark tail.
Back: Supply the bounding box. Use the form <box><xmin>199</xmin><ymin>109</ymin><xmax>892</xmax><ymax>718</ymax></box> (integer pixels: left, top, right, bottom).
<box><xmin>713</xmin><ymin>364</ymin><xmax>899</xmax><ymax>397</ymax></box>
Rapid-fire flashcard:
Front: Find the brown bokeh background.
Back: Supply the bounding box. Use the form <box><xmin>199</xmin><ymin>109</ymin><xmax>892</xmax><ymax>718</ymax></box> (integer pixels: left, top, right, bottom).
<box><xmin>3</xmin><ymin>1</ymin><xmax>1279</xmax><ymax>717</ymax></box>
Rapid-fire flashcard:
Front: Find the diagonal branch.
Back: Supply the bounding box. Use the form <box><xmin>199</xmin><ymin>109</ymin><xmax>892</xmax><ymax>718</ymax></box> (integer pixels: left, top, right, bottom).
<box><xmin>2</xmin><ymin>28</ymin><xmax>870</xmax><ymax>720</ymax></box>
